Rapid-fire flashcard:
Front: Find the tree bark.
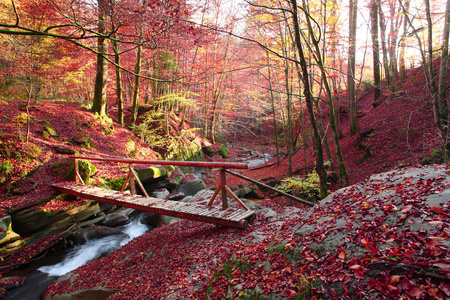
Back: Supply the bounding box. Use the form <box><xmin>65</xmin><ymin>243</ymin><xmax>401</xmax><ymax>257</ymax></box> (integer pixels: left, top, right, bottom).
<box><xmin>370</xmin><ymin>0</ymin><xmax>381</xmax><ymax>102</ymax></box>
<box><xmin>348</xmin><ymin>0</ymin><xmax>358</xmax><ymax>136</ymax></box>
<box><xmin>129</xmin><ymin>43</ymin><xmax>142</xmax><ymax>127</ymax></box>
<box><xmin>267</xmin><ymin>53</ymin><xmax>280</xmax><ymax>165</ymax></box>
<box><xmin>437</xmin><ymin>0</ymin><xmax>450</xmax><ymax>161</ymax></box>
<box><xmin>92</xmin><ymin>0</ymin><xmax>109</xmax><ymax>116</ymax></box>
<box><xmin>399</xmin><ymin>0</ymin><xmax>410</xmax><ymax>80</ymax></box>
<box><xmin>290</xmin><ymin>0</ymin><xmax>328</xmax><ymax>199</ymax></box>
<box><xmin>112</xmin><ymin>38</ymin><xmax>123</xmax><ymax>126</ymax></box>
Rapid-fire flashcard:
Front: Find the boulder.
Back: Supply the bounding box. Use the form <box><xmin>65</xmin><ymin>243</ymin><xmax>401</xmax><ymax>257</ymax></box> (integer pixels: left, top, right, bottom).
<box><xmin>177</xmin><ymin>179</ymin><xmax>206</xmax><ymax>196</ymax></box>
<box><xmin>234</xmin><ymin>187</ymin><xmax>262</xmax><ymax>199</ymax></box>
<box><xmin>161</xmin><ymin>215</ymin><xmax>181</xmax><ymax>225</ymax></box>
<box><xmin>167</xmin><ymin>192</ymin><xmax>185</xmax><ymax>201</ymax></box>
<box><xmin>167</xmin><ymin>167</ymin><xmax>185</xmax><ymax>186</ymax></box>
<box><xmin>140</xmin><ymin>213</ymin><xmax>161</xmax><ymax>228</ymax></box>
<box><xmin>135</xmin><ymin>166</ymin><xmax>169</xmax><ymax>185</ymax></box>
<box><xmin>151</xmin><ymin>189</ymin><xmax>170</xmax><ymax>199</ymax></box>
<box><xmin>101</xmin><ymin>208</ymin><xmax>134</xmax><ymax>227</ymax></box>
<box><xmin>70</xmin><ymin>225</ymin><xmax>126</xmax><ymax>245</ymax></box>
<box><xmin>181</xmin><ymin>196</ymin><xmax>193</xmax><ymax>203</ymax></box>
<box><xmin>0</xmin><ymin>215</ymin><xmax>20</xmax><ymax>246</ymax></box>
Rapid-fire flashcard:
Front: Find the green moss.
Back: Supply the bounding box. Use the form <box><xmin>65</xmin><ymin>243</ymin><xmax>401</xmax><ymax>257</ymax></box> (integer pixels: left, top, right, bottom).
<box><xmin>44</xmin><ymin>126</ymin><xmax>57</xmax><ymax>136</ymax></box>
<box><xmin>276</xmin><ymin>171</ymin><xmax>322</xmax><ymax>202</ymax></box>
<box><xmin>421</xmin><ymin>149</ymin><xmax>444</xmax><ymax>165</ymax></box>
<box><xmin>0</xmin><ymin>161</ymin><xmax>13</xmax><ymax>176</ymax></box>
<box><xmin>219</xmin><ymin>144</ymin><xmax>229</xmax><ymax>158</ymax></box>
<box><xmin>42</xmin><ymin>131</ymin><xmax>50</xmax><ymax>139</ymax></box>
<box><xmin>24</xmin><ymin>143</ymin><xmax>42</xmax><ymax>158</ymax></box>
<box><xmin>65</xmin><ymin>160</ymin><xmax>97</xmax><ymax>182</ymax></box>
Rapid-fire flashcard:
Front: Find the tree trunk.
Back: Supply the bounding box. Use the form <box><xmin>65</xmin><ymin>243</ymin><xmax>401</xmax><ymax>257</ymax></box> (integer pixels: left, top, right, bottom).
<box><xmin>112</xmin><ymin>38</ymin><xmax>123</xmax><ymax>126</ymax></box>
<box><xmin>284</xmin><ymin>63</ymin><xmax>293</xmax><ymax>176</ymax></box>
<box><xmin>290</xmin><ymin>0</ymin><xmax>328</xmax><ymax>199</ymax></box>
<box><xmin>370</xmin><ymin>0</ymin><xmax>381</xmax><ymax>102</ymax></box>
<box><xmin>379</xmin><ymin>8</ymin><xmax>390</xmax><ymax>84</ymax></box>
<box><xmin>437</xmin><ymin>0</ymin><xmax>450</xmax><ymax>161</ymax></box>
<box><xmin>267</xmin><ymin>53</ymin><xmax>280</xmax><ymax>165</ymax></box>
<box><xmin>302</xmin><ymin>0</ymin><xmax>349</xmax><ymax>187</ymax></box>
<box><xmin>399</xmin><ymin>0</ymin><xmax>410</xmax><ymax>81</ymax></box>
<box><xmin>92</xmin><ymin>0</ymin><xmax>108</xmax><ymax>116</ymax></box>
<box><xmin>348</xmin><ymin>0</ymin><xmax>358</xmax><ymax>136</ymax></box>
<box><xmin>129</xmin><ymin>43</ymin><xmax>142</xmax><ymax>127</ymax></box>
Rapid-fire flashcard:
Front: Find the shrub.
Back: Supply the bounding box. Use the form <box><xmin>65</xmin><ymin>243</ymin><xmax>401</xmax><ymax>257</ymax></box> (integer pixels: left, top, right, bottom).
<box><xmin>276</xmin><ymin>171</ymin><xmax>321</xmax><ymax>201</ymax></box>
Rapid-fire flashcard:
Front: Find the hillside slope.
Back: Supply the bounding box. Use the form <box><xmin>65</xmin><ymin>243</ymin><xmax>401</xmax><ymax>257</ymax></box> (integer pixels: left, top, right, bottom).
<box><xmin>42</xmin><ymin>164</ymin><xmax>450</xmax><ymax>299</ymax></box>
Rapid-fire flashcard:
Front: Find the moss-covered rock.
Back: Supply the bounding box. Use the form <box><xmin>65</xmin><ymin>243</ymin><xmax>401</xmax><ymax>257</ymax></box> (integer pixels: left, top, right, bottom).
<box><xmin>65</xmin><ymin>160</ymin><xmax>97</xmax><ymax>182</ymax></box>
<box><xmin>136</xmin><ymin>166</ymin><xmax>169</xmax><ymax>184</ymax></box>
<box><xmin>0</xmin><ymin>215</ymin><xmax>20</xmax><ymax>246</ymax></box>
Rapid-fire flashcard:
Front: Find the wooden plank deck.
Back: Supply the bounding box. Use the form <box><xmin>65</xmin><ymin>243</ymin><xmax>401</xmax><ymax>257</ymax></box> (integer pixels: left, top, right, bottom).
<box><xmin>53</xmin><ymin>182</ymin><xmax>256</xmax><ymax>229</ymax></box>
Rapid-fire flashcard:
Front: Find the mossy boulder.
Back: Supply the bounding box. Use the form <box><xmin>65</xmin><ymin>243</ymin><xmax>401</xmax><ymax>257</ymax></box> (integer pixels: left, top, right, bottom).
<box><xmin>136</xmin><ymin>166</ymin><xmax>172</xmax><ymax>184</ymax></box>
<box><xmin>44</xmin><ymin>126</ymin><xmax>57</xmax><ymax>137</ymax></box>
<box><xmin>65</xmin><ymin>160</ymin><xmax>97</xmax><ymax>182</ymax></box>
<box><xmin>0</xmin><ymin>215</ymin><xmax>20</xmax><ymax>246</ymax></box>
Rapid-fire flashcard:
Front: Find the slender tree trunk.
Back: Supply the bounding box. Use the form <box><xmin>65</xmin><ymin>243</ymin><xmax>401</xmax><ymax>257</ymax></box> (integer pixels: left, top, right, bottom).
<box><xmin>267</xmin><ymin>54</ymin><xmax>280</xmax><ymax>165</ymax></box>
<box><xmin>370</xmin><ymin>0</ymin><xmax>381</xmax><ymax>102</ymax></box>
<box><xmin>92</xmin><ymin>0</ymin><xmax>108</xmax><ymax>116</ymax></box>
<box><xmin>112</xmin><ymin>38</ymin><xmax>124</xmax><ymax>126</ymax></box>
<box><xmin>302</xmin><ymin>0</ymin><xmax>349</xmax><ymax>187</ymax></box>
<box><xmin>379</xmin><ymin>8</ymin><xmax>390</xmax><ymax>84</ymax></box>
<box><xmin>284</xmin><ymin>63</ymin><xmax>293</xmax><ymax>176</ymax></box>
<box><xmin>290</xmin><ymin>0</ymin><xmax>328</xmax><ymax>199</ymax></box>
<box><xmin>129</xmin><ymin>43</ymin><xmax>142</xmax><ymax>127</ymax></box>
<box><xmin>438</xmin><ymin>0</ymin><xmax>450</xmax><ymax>161</ymax></box>
<box><xmin>348</xmin><ymin>0</ymin><xmax>358</xmax><ymax>136</ymax></box>
<box><xmin>399</xmin><ymin>0</ymin><xmax>410</xmax><ymax>81</ymax></box>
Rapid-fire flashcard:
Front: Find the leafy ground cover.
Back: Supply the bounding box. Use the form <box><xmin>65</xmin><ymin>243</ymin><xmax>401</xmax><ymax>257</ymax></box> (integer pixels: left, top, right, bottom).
<box><xmin>0</xmin><ymin>62</ymin><xmax>448</xmax><ymax>299</ymax></box>
<box><xmin>42</xmin><ymin>165</ymin><xmax>449</xmax><ymax>299</ymax></box>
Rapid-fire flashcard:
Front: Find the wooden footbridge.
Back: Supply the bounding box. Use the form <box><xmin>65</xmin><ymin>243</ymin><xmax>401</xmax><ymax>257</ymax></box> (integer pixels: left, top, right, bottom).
<box><xmin>53</xmin><ymin>156</ymin><xmax>257</xmax><ymax>229</ymax></box>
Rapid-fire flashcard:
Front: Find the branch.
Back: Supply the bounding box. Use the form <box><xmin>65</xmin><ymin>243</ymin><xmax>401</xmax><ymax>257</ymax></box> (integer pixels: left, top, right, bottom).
<box><xmin>185</xmin><ymin>20</ymin><xmax>300</xmax><ymax>65</ymax></box>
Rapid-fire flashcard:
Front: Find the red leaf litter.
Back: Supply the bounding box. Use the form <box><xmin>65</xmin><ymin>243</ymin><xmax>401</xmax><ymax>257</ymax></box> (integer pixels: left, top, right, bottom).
<box><xmin>1</xmin><ymin>61</ymin><xmax>449</xmax><ymax>300</ymax></box>
<box><xmin>41</xmin><ymin>165</ymin><xmax>449</xmax><ymax>300</ymax></box>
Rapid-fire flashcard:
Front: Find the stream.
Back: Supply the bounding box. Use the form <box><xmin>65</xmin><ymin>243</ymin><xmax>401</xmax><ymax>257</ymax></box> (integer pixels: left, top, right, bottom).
<box><xmin>3</xmin><ymin>213</ymin><xmax>150</xmax><ymax>299</ymax></box>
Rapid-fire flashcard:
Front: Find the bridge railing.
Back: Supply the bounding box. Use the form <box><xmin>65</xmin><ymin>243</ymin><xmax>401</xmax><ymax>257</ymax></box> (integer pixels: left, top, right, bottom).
<box><xmin>70</xmin><ymin>155</ymin><xmax>251</xmax><ymax>210</ymax></box>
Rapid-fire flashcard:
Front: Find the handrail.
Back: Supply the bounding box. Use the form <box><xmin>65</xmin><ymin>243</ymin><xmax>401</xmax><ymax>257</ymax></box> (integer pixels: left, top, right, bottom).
<box><xmin>70</xmin><ymin>155</ymin><xmax>249</xmax><ymax>210</ymax></box>
<box><xmin>69</xmin><ymin>155</ymin><xmax>248</xmax><ymax>170</ymax></box>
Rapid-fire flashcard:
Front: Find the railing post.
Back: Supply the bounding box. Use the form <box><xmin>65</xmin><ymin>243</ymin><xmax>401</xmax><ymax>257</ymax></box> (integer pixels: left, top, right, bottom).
<box><xmin>129</xmin><ymin>164</ymin><xmax>136</xmax><ymax>195</ymax></box>
<box><xmin>74</xmin><ymin>158</ymin><xmax>79</xmax><ymax>183</ymax></box>
<box><xmin>220</xmin><ymin>168</ymin><xmax>227</xmax><ymax>209</ymax></box>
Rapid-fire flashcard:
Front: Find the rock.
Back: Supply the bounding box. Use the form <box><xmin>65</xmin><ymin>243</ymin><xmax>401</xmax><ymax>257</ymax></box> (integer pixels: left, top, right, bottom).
<box><xmin>78</xmin><ymin>160</ymin><xmax>97</xmax><ymax>182</ymax></box>
<box><xmin>161</xmin><ymin>215</ymin><xmax>180</xmax><ymax>225</ymax></box>
<box><xmin>234</xmin><ymin>187</ymin><xmax>262</xmax><ymax>199</ymax></box>
<box><xmin>142</xmin><ymin>179</ymin><xmax>179</xmax><ymax>193</ymax></box>
<box><xmin>101</xmin><ymin>208</ymin><xmax>134</xmax><ymax>227</ymax></box>
<box><xmin>181</xmin><ymin>196</ymin><xmax>193</xmax><ymax>203</ymax></box>
<box><xmin>65</xmin><ymin>160</ymin><xmax>97</xmax><ymax>182</ymax></box>
<box><xmin>41</xmin><ymin>286</ymin><xmax>117</xmax><ymax>300</ymax></box>
<box><xmin>167</xmin><ymin>192</ymin><xmax>185</xmax><ymax>201</ymax></box>
<box><xmin>54</xmin><ymin>147</ymin><xmax>76</xmax><ymax>155</ymax></box>
<box><xmin>177</xmin><ymin>179</ymin><xmax>206</xmax><ymax>196</ymax></box>
<box><xmin>151</xmin><ymin>189</ymin><xmax>170</xmax><ymax>199</ymax></box>
<box><xmin>45</xmin><ymin>126</ymin><xmax>57</xmax><ymax>137</ymax></box>
<box><xmin>0</xmin><ymin>215</ymin><xmax>20</xmax><ymax>246</ymax></box>
<box><xmin>167</xmin><ymin>167</ymin><xmax>184</xmax><ymax>186</ymax></box>
<box><xmin>189</xmin><ymin>189</ymin><xmax>215</xmax><ymax>206</ymax></box>
<box><xmin>70</xmin><ymin>225</ymin><xmax>126</xmax><ymax>245</ymax></box>
<box><xmin>140</xmin><ymin>213</ymin><xmax>161</xmax><ymax>228</ymax></box>
<box><xmin>135</xmin><ymin>166</ymin><xmax>169</xmax><ymax>185</ymax></box>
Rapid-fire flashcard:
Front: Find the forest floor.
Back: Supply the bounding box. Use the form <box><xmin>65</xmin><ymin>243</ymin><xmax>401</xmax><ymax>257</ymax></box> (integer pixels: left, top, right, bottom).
<box><xmin>0</xmin><ymin>62</ymin><xmax>448</xmax><ymax>299</ymax></box>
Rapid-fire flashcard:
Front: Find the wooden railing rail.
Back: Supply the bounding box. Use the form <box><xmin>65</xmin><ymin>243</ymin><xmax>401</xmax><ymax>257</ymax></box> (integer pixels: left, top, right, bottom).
<box><xmin>70</xmin><ymin>155</ymin><xmax>249</xmax><ymax>210</ymax></box>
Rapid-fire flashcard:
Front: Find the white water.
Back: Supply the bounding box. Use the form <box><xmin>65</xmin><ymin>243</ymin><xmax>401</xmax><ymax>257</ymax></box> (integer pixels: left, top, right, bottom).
<box><xmin>38</xmin><ymin>215</ymin><xmax>149</xmax><ymax>277</ymax></box>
